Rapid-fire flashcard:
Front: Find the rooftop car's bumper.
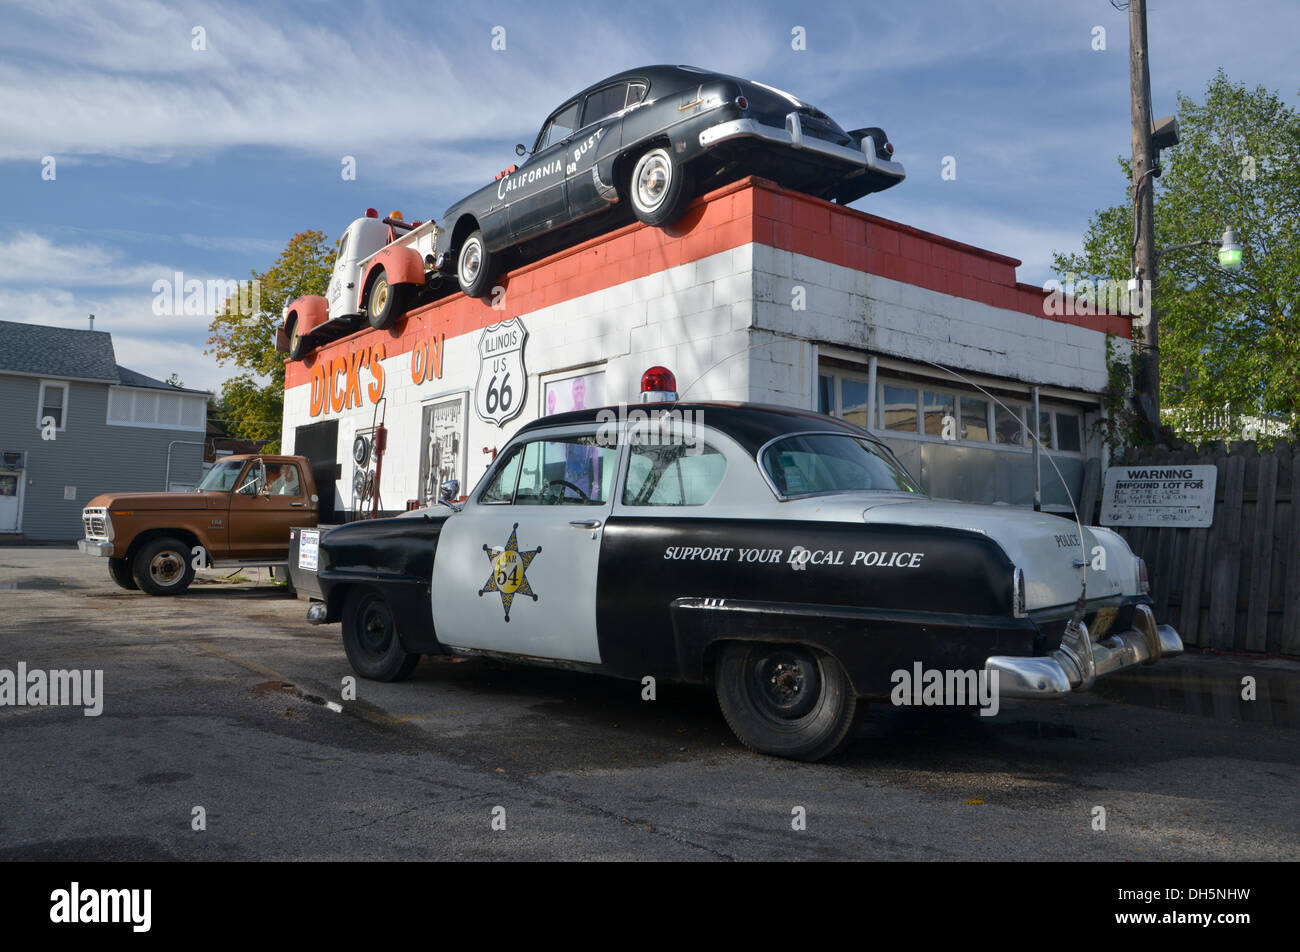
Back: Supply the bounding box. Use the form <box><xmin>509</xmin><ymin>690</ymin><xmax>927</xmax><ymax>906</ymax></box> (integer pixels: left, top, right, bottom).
<box><xmin>698</xmin><ymin>111</ymin><xmax>907</xmax><ymax>182</ymax></box>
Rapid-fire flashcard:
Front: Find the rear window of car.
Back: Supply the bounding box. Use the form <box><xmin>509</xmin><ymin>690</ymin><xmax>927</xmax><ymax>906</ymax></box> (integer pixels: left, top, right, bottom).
<box><xmin>760</xmin><ymin>433</ymin><xmax>920</xmax><ymax>498</ymax></box>
<box><xmin>623</xmin><ymin>442</ymin><xmax>726</xmax><ymax>506</ymax></box>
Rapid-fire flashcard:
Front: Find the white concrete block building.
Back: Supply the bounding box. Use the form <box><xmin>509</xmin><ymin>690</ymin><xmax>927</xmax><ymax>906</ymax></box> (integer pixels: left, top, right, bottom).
<box><xmin>281</xmin><ymin>177</ymin><xmax>1131</xmax><ymax>521</ymax></box>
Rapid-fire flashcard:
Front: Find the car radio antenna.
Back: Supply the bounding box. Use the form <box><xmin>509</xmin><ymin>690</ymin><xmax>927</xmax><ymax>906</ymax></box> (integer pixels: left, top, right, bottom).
<box><xmin>914</xmin><ymin>357</ymin><xmax>1089</xmax><ymax>615</ymax></box>
<box><xmin>679</xmin><ymin>343</ymin><xmax>1088</xmax><ymax>612</ymax></box>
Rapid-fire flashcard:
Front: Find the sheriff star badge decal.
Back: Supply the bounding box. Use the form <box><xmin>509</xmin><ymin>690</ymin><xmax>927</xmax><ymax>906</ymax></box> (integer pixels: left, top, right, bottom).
<box><xmin>479</xmin><ymin>523</ymin><xmax>541</xmax><ymax>622</ymax></box>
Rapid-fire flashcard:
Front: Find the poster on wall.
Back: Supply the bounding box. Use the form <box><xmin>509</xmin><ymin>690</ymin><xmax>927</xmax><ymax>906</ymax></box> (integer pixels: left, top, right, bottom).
<box><xmin>543</xmin><ymin>370</ymin><xmax>605</xmax><ymax>417</ymax></box>
<box><xmin>420</xmin><ymin>393</ymin><xmax>468</xmax><ymax>506</ymax></box>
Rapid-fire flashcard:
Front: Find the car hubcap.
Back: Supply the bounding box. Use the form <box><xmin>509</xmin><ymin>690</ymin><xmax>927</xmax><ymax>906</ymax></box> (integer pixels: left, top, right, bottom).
<box><xmin>750</xmin><ymin>648</ymin><xmax>821</xmax><ymax>720</ymax></box>
<box><xmin>372</xmin><ymin>279</ymin><xmax>388</xmax><ymax>314</ymax></box>
<box><xmin>636</xmin><ymin>152</ymin><xmax>671</xmax><ymax>210</ymax></box>
<box><xmin>359</xmin><ymin>601</ymin><xmax>392</xmax><ymax>655</ymax></box>
<box><xmin>461</xmin><ymin>240</ymin><xmax>481</xmax><ymax>283</ymax></box>
<box><xmin>149</xmin><ymin>551</ymin><xmax>183</xmax><ymax>586</ymax></box>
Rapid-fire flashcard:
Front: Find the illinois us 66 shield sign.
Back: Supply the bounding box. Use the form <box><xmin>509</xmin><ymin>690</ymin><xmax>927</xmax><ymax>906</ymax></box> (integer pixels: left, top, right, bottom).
<box><xmin>474</xmin><ymin>318</ymin><xmax>528</xmax><ymax>426</ymax></box>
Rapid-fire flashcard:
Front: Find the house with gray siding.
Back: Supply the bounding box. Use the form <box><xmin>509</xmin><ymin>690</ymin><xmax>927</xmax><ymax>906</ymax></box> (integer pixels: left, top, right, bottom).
<box><xmin>0</xmin><ymin>320</ymin><xmax>211</xmax><ymax>541</ymax></box>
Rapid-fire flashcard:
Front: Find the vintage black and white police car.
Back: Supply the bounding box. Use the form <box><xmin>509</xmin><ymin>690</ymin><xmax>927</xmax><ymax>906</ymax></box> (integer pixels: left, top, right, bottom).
<box><xmin>309</xmin><ymin>386</ymin><xmax>1182</xmax><ymax>761</ymax></box>
<box><xmin>438</xmin><ymin>64</ymin><xmax>906</xmax><ymax>297</ymax></box>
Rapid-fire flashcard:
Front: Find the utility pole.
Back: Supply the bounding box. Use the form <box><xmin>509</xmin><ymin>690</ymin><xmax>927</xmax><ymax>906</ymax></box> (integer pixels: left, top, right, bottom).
<box><xmin>1128</xmin><ymin>0</ymin><xmax>1160</xmax><ymax>439</ymax></box>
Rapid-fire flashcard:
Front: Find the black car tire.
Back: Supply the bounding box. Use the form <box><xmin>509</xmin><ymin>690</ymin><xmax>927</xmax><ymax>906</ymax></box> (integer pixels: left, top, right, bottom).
<box><xmin>714</xmin><ymin>642</ymin><xmax>859</xmax><ymax>761</ymax></box>
<box><xmin>287</xmin><ymin>317</ymin><xmax>309</xmax><ymax>360</ymax></box>
<box><xmin>131</xmin><ymin>537</ymin><xmax>196</xmax><ymax>596</ymax></box>
<box><xmin>108</xmin><ymin>556</ymin><xmax>138</xmax><ymax>591</ymax></box>
<box><xmin>456</xmin><ymin>230</ymin><xmax>496</xmax><ymax>299</ymax></box>
<box><xmin>628</xmin><ymin>146</ymin><xmax>693</xmax><ymax>226</ymax></box>
<box><xmin>367</xmin><ymin>270</ymin><xmax>414</xmax><ymax>329</ymax></box>
<box><xmin>341</xmin><ymin>587</ymin><xmax>421</xmax><ymax>682</ymax></box>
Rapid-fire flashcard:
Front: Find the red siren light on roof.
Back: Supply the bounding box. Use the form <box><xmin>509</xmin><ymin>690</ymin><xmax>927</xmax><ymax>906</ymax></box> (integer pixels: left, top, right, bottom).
<box><xmin>365</xmin><ymin>208</ymin><xmax>378</xmax><ymax>218</ymax></box>
<box><xmin>640</xmin><ymin>366</ymin><xmax>677</xmax><ymax>403</ymax></box>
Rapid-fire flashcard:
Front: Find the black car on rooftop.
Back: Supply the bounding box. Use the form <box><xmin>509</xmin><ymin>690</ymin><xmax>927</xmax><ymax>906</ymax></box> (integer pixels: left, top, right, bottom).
<box><xmin>437</xmin><ymin>64</ymin><xmax>907</xmax><ymax>297</ymax></box>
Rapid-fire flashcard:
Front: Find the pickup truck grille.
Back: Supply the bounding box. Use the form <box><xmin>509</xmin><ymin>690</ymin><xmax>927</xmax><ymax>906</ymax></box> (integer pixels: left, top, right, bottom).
<box><xmin>83</xmin><ymin>509</ymin><xmax>107</xmax><ymax>540</ymax></box>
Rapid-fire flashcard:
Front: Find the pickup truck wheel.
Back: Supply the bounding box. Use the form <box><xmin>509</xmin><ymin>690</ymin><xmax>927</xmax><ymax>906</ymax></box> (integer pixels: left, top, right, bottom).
<box><xmin>108</xmin><ymin>556</ymin><xmax>138</xmax><ymax>591</ymax></box>
<box><xmin>131</xmin><ymin>537</ymin><xmax>196</xmax><ymax>596</ymax></box>
<box><xmin>342</xmin><ymin>588</ymin><xmax>421</xmax><ymax>682</ymax></box>
<box><xmin>456</xmin><ymin>230</ymin><xmax>496</xmax><ymax>298</ymax></box>
<box><xmin>367</xmin><ymin>271</ymin><xmax>414</xmax><ymax>330</ymax></box>
<box><xmin>288</xmin><ymin>318</ymin><xmax>309</xmax><ymax>360</ymax></box>
<box><xmin>628</xmin><ymin>146</ymin><xmax>692</xmax><ymax>226</ymax></box>
<box><xmin>714</xmin><ymin>642</ymin><xmax>858</xmax><ymax>762</ymax></box>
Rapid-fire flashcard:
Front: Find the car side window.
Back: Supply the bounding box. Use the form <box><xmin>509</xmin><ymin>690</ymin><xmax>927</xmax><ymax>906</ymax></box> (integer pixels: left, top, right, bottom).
<box><xmin>623</xmin><ymin>442</ymin><xmax>727</xmax><ymax>506</ymax></box>
<box><xmin>481</xmin><ymin>446</ymin><xmax>524</xmax><ymax>504</ymax></box>
<box><xmin>266</xmin><ymin>463</ymin><xmax>303</xmax><ymax>497</ymax></box>
<box><xmin>236</xmin><ymin>461</ymin><xmax>265</xmax><ymax>496</ymax></box>
<box><xmin>626</xmin><ymin>82</ymin><xmax>647</xmax><ymax>106</ymax></box>
<box><xmin>536</xmin><ymin>102</ymin><xmax>581</xmax><ymax>151</ymax></box>
<box><xmin>582</xmin><ymin>83</ymin><xmax>629</xmax><ymax>126</ymax></box>
<box><xmin>512</xmin><ymin>436</ymin><xmax>616</xmax><ymax>506</ymax></box>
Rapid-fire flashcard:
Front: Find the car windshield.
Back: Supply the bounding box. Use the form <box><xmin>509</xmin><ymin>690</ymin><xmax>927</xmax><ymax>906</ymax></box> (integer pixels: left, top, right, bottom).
<box><xmin>196</xmin><ymin>459</ymin><xmax>246</xmax><ymax>492</ymax></box>
<box><xmin>760</xmin><ymin>433</ymin><xmax>921</xmax><ymax>497</ymax></box>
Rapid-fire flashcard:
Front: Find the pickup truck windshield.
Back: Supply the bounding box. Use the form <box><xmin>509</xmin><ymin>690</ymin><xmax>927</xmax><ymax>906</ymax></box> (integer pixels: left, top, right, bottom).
<box><xmin>760</xmin><ymin>433</ymin><xmax>921</xmax><ymax>498</ymax></box>
<box><xmin>195</xmin><ymin>459</ymin><xmax>246</xmax><ymax>492</ymax></box>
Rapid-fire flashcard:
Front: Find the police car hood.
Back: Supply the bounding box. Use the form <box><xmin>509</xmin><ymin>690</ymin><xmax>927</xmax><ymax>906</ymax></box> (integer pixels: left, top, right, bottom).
<box><xmin>792</xmin><ymin>494</ymin><xmax>1136</xmax><ymax>610</ymax></box>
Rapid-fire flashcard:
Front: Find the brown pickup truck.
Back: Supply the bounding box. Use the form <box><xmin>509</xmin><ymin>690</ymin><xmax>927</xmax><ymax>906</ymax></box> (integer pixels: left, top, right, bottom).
<box><xmin>78</xmin><ymin>454</ymin><xmax>319</xmax><ymax>596</ymax></box>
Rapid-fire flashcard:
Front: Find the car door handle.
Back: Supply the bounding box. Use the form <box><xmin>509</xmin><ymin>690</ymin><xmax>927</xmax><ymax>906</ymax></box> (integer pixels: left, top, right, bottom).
<box><xmin>569</xmin><ymin>519</ymin><xmax>601</xmax><ymax>529</ymax></box>
<box><xmin>291</xmin><ymin>502</ymin><xmax>306</xmax><ymax>507</ymax></box>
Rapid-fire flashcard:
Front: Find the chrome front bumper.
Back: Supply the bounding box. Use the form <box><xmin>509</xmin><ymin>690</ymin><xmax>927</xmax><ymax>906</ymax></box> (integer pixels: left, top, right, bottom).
<box><xmin>78</xmin><ymin>539</ymin><xmax>114</xmax><ymax>557</ymax></box>
<box><xmin>985</xmin><ymin>604</ymin><xmax>1183</xmax><ymax>699</ymax></box>
<box><xmin>699</xmin><ymin>112</ymin><xmax>907</xmax><ymax>182</ymax></box>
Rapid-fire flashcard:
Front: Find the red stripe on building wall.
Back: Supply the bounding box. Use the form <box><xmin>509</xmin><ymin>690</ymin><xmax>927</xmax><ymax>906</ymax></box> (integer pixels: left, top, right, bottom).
<box><xmin>285</xmin><ymin>177</ymin><xmax>1130</xmax><ymax>389</ymax></box>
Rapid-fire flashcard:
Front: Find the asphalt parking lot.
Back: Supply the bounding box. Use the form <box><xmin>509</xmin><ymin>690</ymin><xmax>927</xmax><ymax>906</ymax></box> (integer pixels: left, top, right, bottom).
<box><xmin>2</xmin><ymin>545</ymin><xmax>1298</xmax><ymax>861</ymax></box>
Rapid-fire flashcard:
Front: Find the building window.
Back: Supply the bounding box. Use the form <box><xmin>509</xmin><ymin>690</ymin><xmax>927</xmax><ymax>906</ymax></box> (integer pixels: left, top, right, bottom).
<box><xmin>922</xmin><ymin>390</ymin><xmax>956</xmax><ymax>437</ymax></box>
<box><xmin>37</xmin><ymin>381</ymin><xmax>68</xmax><ymax>431</ymax></box>
<box><xmin>818</xmin><ymin>366</ymin><xmax>1087</xmax><ymax>455</ymax></box>
<box><xmin>995</xmin><ymin>404</ymin><xmax>1024</xmax><ymax>446</ymax></box>
<box><xmin>882</xmin><ymin>385</ymin><xmax>918</xmax><ymax>432</ymax></box>
<box><xmin>1055</xmin><ymin>412</ymin><xmax>1082</xmax><ymax>452</ymax></box>
<box><xmin>839</xmin><ymin>377</ymin><xmax>871</xmax><ymax>428</ymax></box>
<box><xmin>106</xmin><ymin>387</ymin><xmax>206</xmax><ymax>431</ymax></box>
<box><xmin>960</xmin><ymin>396</ymin><xmax>989</xmax><ymax>441</ymax></box>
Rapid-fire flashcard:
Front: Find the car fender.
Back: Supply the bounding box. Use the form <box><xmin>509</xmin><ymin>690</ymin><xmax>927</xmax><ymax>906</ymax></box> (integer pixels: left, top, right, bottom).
<box><xmin>284</xmin><ymin>295</ymin><xmax>329</xmax><ymax>337</ymax></box>
<box><xmin>361</xmin><ymin>245</ymin><xmax>425</xmax><ymax>303</ymax></box>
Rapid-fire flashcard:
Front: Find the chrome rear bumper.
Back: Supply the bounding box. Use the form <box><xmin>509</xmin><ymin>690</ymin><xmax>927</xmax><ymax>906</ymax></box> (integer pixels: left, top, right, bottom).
<box><xmin>699</xmin><ymin>112</ymin><xmax>907</xmax><ymax>182</ymax></box>
<box><xmin>986</xmin><ymin>604</ymin><xmax>1183</xmax><ymax>699</ymax></box>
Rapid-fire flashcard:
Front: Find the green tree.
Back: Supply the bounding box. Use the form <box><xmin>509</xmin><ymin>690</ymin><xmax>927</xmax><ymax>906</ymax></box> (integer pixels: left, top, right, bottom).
<box><xmin>1053</xmin><ymin>71</ymin><xmax>1300</xmax><ymax>448</ymax></box>
<box><xmin>206</xmin><ymin>230</ymin><xmax>334</xmax><ymax>453</ymax></box>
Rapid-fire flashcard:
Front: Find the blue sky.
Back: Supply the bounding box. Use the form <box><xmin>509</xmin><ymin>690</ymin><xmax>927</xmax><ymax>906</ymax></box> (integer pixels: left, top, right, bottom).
<box><xmin>1</xmin><ymin>0</ymin><xmax>1296</xmax><ymax>393</ymax></box>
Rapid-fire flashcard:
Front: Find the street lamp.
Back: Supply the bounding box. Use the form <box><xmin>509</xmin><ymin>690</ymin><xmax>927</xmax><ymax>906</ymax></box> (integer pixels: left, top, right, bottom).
<box><xmin>1129</xmin><ymin>226</ymin><xmax>1246</xmax><ymax>340</ymax></box>
<box><xmin>1153</xmin><ymin>226</ymin><xmax>1245</xmax><ymax>268</ymax></box>
<box><xmin>1217</xmin><ymin>228</ymin><xmax>1244</xmax><ymax>270</ymax></box>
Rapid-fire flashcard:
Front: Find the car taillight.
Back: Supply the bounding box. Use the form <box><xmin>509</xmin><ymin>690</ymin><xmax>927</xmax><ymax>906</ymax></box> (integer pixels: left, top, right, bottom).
<box><xmin>1137</xmin><ymin>557</ymin><xmax>1150</xmax><ymax>595</ymax></box>
<box><xmin>735</xmin><ymin>95</ymin><xmax>748</xmax><ymax>110</ymax></box>
<box><xmin>884</xmin><ymin>141</ymin><xmax>894</xmax><ymax>156</ymax></box>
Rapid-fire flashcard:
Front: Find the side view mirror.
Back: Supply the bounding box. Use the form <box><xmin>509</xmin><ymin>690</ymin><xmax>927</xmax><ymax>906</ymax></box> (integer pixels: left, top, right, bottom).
<box><xmin>439</xmin><ymin>480</ymin><xmax>460</xmax><ymax>503</ymax></box>
<box><xmin>514</xmin><ymin>143</ymin><xmax>527</xmax><ymax>157</ymax></box>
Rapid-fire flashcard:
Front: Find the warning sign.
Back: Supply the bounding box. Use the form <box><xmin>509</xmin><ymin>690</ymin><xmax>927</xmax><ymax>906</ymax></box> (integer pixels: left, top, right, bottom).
<box><xmin>1100</xmin><ymin>465</ymin><xmax>1217</xmax><ymax>528</ymax></box>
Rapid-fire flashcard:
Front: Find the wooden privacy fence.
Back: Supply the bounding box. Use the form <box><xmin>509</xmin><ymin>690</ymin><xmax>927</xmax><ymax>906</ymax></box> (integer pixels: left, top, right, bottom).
<box><xmin>1077</xmin><ymin>442</ymin><xmax>1300</xmax><ymax>657</ymax></box>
